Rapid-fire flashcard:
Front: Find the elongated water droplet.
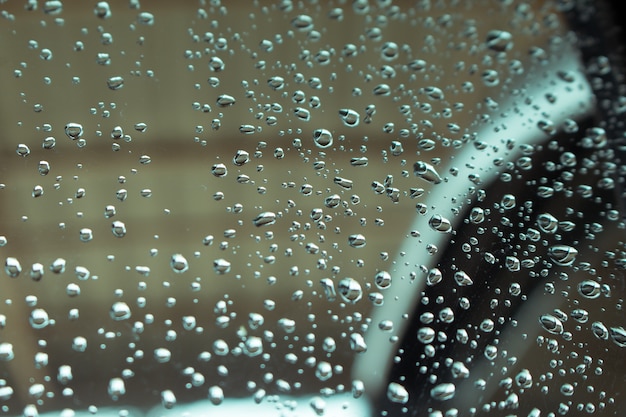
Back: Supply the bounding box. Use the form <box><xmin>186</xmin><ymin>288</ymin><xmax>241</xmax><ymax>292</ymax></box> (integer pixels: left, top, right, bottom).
<box><xmin>428</xmin><ymin>214</ymin><xmax>452</xmax><ymax>233</ymax></box>
<box><xmin>539</xmin><ymin>314</ymin><xmax>564</xmax><ymax>335</ymax></box>
<box><xmin>430</xmin><ymin>383</ymin><xmax>455</xmax><ymax>401</ymax></box>
<box><xmin>578</xmin><ymin>280</ymin><xmax>601</xmax><ymax>299</ymax></box>
<box><xmin>216</xmin><ymin>94</ymin><xmax>235</xmax><ymax>107</ymax></box>
<box><xmin>348</xmin><ymin>234</ymin><xmax>366</xmax><ymax>248</ymax></box>
<box><xmin>253</xmin><ymin>212</ymin><xmax>276</xmax><ymax>227</ymax></box>
<box><xmin>548</xmin><ymin>245</ymin><xmax>578</xmax><ymax>266</ymax></box>
<box><xmin>414</xmin><ymin>161</ymin><xmax>442</xmax><ymax>184</ymax></box>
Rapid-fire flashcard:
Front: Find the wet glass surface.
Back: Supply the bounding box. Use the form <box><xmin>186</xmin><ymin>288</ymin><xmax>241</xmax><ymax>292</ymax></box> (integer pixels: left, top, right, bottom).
<box><xmin>1</xmin><ymin>1</ymin><xmax>625</xmax><ymax>416</ymax></box>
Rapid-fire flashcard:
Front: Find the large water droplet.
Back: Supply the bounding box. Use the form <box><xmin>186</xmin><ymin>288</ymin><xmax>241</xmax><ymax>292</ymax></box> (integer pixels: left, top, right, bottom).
<box><xmin>430</xmin><ymin>383</ymin><xmax>456</xmax><ymax>401</ymax></box>
<box><xmin>387</xmin><ymin>382</ymin><xmax>409</xmax><ymax>404</ymax></box>
<box><xmin>170</xmin><ymin>253</ymin><xmax>189</xmax><ymax>273</ymax></box>
<box><xmin>313</xmin><ymin>129</ymin><xmax>333</xmax><ymax>148</ymax></box>
<box><xmin>110</xmin><ymin>302</ymin><xmax>131</xmax><ymax>321</ymax></box>
<box><xmin>548</xmin><ymin>245</ymin><xmax>578</xmax><ymax>266</ymax></box>
<box><xmin>338</xmin><ymin>278</ymin><xmax>363</xmax><ymax>303</ymax></box>
<box><xmin>539</xmin><ymin>314</ymin><xmax>564</xmax><ymax>335</ymax></box>
<box><xmin>414</xmin><ymin>161</ymin><xmax>442</xmax><ymax>184</ymax></box>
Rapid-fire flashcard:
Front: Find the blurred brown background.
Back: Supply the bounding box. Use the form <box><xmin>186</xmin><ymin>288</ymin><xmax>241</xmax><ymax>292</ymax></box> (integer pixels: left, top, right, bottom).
<box><xmin>1</xmin><ymin>0</ymin><xmax>624</xmax><ymax>415</ymax></box>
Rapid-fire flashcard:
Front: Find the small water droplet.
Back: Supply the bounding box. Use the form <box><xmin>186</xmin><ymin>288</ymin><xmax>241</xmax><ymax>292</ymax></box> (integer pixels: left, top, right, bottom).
<box><xmin>414</xmin><ymin>161</ymin><xmax>442</xmax><ymax>184</ymax></box>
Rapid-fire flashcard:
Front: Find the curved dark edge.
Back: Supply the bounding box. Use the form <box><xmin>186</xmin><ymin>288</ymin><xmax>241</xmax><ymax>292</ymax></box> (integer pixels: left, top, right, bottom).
<box><xmin>566</xmin><ymin>0</ymin><xmax>626</xmax><ymax>217</ymax></box>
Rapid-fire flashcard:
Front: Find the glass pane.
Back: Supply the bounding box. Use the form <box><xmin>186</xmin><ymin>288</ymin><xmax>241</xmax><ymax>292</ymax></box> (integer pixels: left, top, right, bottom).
<box><xmin>0</xmin><ymin>1</ymin><xmax>624</xmax><ymax>416</ymax></box>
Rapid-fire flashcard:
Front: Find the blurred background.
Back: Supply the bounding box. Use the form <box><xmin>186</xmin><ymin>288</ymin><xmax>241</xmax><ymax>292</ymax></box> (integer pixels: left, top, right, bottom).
<box><xmin>1</xmin><ymin>0</ymin><xmax>625</xmax><ymax>415</ymax></box>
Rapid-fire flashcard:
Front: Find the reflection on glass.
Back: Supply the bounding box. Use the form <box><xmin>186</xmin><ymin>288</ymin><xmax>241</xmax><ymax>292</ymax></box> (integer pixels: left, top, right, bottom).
<box><xmin>0</xmin><ymin>1</ymin><xmax>625</xmax><ymax>416</ymax></box>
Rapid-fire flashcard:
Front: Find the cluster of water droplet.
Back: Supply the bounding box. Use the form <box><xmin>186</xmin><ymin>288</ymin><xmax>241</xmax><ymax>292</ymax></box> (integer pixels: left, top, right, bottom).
<box><xmin>1</xmin><ymin>0</ymin><xmax>625</xmax><ymax>416</ymax></box>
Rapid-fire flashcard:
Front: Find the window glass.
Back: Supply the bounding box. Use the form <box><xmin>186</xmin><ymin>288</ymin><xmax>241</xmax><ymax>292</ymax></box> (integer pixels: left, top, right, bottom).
<box><xmin>0</xmin><ymin>1</ymin><xmax>625</xmax><ymax>416</ymax></box>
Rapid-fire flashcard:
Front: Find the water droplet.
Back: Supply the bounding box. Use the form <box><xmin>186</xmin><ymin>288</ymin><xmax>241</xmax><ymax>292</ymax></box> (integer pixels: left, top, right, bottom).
<box><xmin>610</xmin><ymin>326</ymin><xmax>626</xmax><ymax>347</ymax></box>
<box><xmin>334</xmin><ymin>176</ymin><xmax>353</xmax><ymax>190</ymax></box>
<box><xmin>65</xmin><ymin>122</ymin><xmax>83</xmax><ymax>140</ymax></box>
<box><xmin>111</xmin><ymin>221</ymin><xmax>126</xmax><ymax>238</ymax></box>
<box><xmin>454</xmin><ymin>271</ymin><xmax>473</xmax><ymax>286</ymax></box>
<box><xmin>313</xmin><ymin>129</ymin><xmax>333</xmax><ymax>148</ymax></box>
<box><xmin>137</xmin><ymin>11</ymin><xmax>154</xmax><ymax>25</ymax></box>
<box><xmin>338</xmin><ymin>278</ymin><xmax>362</xmax><ymax>303</ymax></box>
<box><xmin>537</xmin><ymin>213</ymin><xmax>558</xmax><ymax>234</ymax></box>
<box><xmin>161</xmin><ymin>390</ymin><xmax>176</xmax><ymax>409</ymax></box>
<box><xmin>515</xmin><ymin>369</ymin><xmax>533</xmax><ymax>388</ymax></box>
<box><xmin>233</xmin><ymin>149</ymin><xmax>250</xmax><ymax>166</ymax></box>
<box><xmin>110</xmin><ymin>302</ymin><xmax>131</xmax><ymax>321</ymax></box>
<box><xmin>293</xmin><ymin>107</ymin><xmax>310</xmax><ymax>121</ymax></box>
<box><xmin>571</xmin><ymin>309</ymin><xmax>589</xmax><ymax>323</ymax></box>
<box><xmin>539</xmin><ymin>314</ymin><xmax>564</xmax><ymax>335</ymax></box>
<box><xmin>5</xmin><ymin>257</ymin><xmax>22</xmax><ymax>278</ymax></box>
<box><xmin>153</xmin><ymin>347</ymin><xmax>172</xmax><ymax>363</ymax></box>
<box><xmin>348</xmin><ymin>234</ymin><xmax>366</xmax><ymax>248</ymax></box>
<box><xmin>451</xmin><ymin>361</ymin><xmax>469</xmax><ymax>379</ymax></box>
<box><xmin>291</xmin><ymin>14</ymin><xmax>313</xmax><ymax>31</ymax></box>
<box><xmin>424</xmin><ymin>86</ymin><xmax>444</xmax><ymax>100</ymax></box>
<box><xmin>560</xmin><ymin>383</ymin><xmax>575</xmax><ymax>396</ymax></box>
<box><xmin>94</xmin><ymin>1</ymin><xmax>111</xmax><ymax>19</ymax></box>
<box><xmin>267</xmin><ymin>76</ymin><xmax>285</xmax><ymax>90</ymax></box>
<box><xmin>349</xmin><ymin>333</ymin><xmax>367</xmax><ymax>353</ymax></box>
<box><xmin>315</xmin><ymin>361</ymin><xmax>333</xmax><ymax>381</ymax></box>
<box><xmin>243</xmin><ymin>336</ymin><xmax>264</xmax><ymax>357</ymax></box>
<box><xmin>387</xmin><ymin>382</ymin><xmax>409</xmax><ymax>404</ymax></box>
<box><xmin>211</xmin><ymin>163</ymin><xmax>228</xmax><ymax>177</ymax></box>
<box><xmin>426</xmin><ymin>268</ymin><xmax>443</xmax><ymax>286</ymax></box>
<box><xmin>213</xmin><ymin>258</ymin><xmax>231</xmax><ymax>274</ymax></box>
<box><xmin>374</xmin><ymin>271</ymin><xmax>391</xmax><ymax>289</ymax></box>
<box><xmin>548</xmin><ymin>245</ymin><xmax>578</xmax><ymax>266</ymax></box>
<box><xmin>578</xmin><ymin>280</ymin><xmax>601</xmax><ymax>299</ymax></box>
<box><xmin>43</xmin><ymin>0</ymin><xmax>63</xmax><ymax>14</ymax></box>
<box><xmin>209</xmin><ymin>57</ymin><xmax>225</xmax><ymax>72</ymax></box>
<box><xmin>57</xmin><ymin>365</ymin><xmax>73</xmax><ymax>384</ymax></box>
<box><xmin>29</xmin><ymin>308</ymin><xmax>49</xmax><ymax>329</ymax></box>
<box><xmin>208</xmin><ymin>385</ymin><xmax>224</xmax><ymax>405</ymax></box>
<box><xmin>591</xmin><ymin>321</ymin><xmax>609</xmax><ymax>340</ymax></box>
<box><xmin>216</xmin><ymin>94</ymin><xmax>235</xmax><ymax>107</ymax></box>
<box><xmin>253</xmin><ymin>211</ymin><xmax>276</xmax><ymax>227</ymax></box>
<box><xmin>106</xmin><ymin>76</ymin><xmax>124</xmax><ymax>90</ymax></box>
<box><xmin>79</xmin><ymin>228</ymin><xmax>93</xmax><ymax>242</ymax></box>
<box><xmin>0</xmin><ymin>343</ymin><xmax>14</xmax><ymax>361</ymax></box>
<box><xmin>338</xmin><ymin>108</ymin><xmax>360</xmax><ymax>127</ymax></box>
<box><xmin>414</xmin><ymin>161</ymin><xmax>442</xmax><ymax>184</ymax></box>
<box><xmin>430</xmin><ymin>383</ymin><xmax>456</xmax><ymax>401</ymax></box>
<box><xmin>417</xmin><ymin>327</ymin><xmax>435</xmax><ymax>344</ymax></box>
<box><xmin>428</xmin><ymin>214</ymin><xmax>452</xmax><ymax>233</ymax></box>
<box><xmin>16</xmin><ymin>143</ymin><xmax>31</xmax><ymax>157</ymax></box>
<box><xmin>485</xmin><ymin>30</ymin><xmax>513</xmax><ymax>52</ymax></box>
<box><xmin>108</xmin><ymin>378</ymin><xmax>125</xmax><ymax>400</ymax></box>
<box><xmin>170</xmin><ymin>254</ymin><xmax>189</xmax><ymax>273</ymax></box>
